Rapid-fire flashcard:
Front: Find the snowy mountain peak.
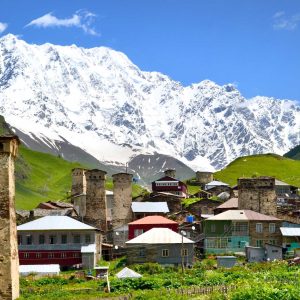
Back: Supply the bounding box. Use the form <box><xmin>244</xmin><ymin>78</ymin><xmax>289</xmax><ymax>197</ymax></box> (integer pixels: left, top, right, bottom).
<box><xmin>0</xmin><ymin>34</ymin><xmax>300</xmax><ymax>171</ymax></box>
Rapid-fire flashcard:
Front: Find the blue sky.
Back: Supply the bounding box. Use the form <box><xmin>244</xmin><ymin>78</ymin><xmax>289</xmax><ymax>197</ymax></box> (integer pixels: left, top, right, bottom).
<box><xmin>1</xmin><ymin>0</ymin><xmax>300</xmax><ymax>100</ymax></box>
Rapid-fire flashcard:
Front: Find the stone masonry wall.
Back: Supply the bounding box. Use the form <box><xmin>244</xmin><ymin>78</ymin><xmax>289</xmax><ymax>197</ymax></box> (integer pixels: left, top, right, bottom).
<box><xmin>196</xmin><ymin>171</ymin><xmax>213</xmax><ymax>187</ymax></box>
<box><xmin>85</xmin><ymin>169</ymin><xmax>107</xmax><ymax>231</ymax></box>
<box><xmin>71</xmin><ymin>168</ymin><xmax>87</xmax><ymax>202</ymax></box>
<box><xmin>238</xmin><ymin>177</ymin><xmax>277</xmax><ymax>216</ymax></box>
<box><xmin>0</xmin><ymin>137</ymin><xmax>19</xmax><ymax>300</ymax></box>
<box><xmin>112</xmin><ymin>173</ymin><xmax>133</xmax><ymax>230</ymax></box>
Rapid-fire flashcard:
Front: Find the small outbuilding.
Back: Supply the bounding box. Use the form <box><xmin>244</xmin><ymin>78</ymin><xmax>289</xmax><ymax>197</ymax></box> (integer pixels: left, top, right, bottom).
<box><xmin>19</xmin><ymin>264</ymin><xmax>60</xmax><ymax>277</ymax></box>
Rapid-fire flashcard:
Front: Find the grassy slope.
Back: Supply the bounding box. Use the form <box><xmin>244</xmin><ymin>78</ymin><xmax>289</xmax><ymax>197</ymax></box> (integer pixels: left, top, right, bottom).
<box><xmin>214</xmin><ymin>153</ymin><xmax>300</xmax><ymax>187</ymax></box>
<box><xmin>16</xmin><ymin>146</ymin><xmax>146</xmax><ymax>210</ymax></box>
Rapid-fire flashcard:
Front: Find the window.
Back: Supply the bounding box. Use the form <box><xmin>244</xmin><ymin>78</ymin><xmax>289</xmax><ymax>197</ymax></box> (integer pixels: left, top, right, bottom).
<box><xmin>85</xmin><ymin>234</ymin><xmax>91</xmax><ymax>244</ymax></box>
<box><xmin>256</xmin><ymin>223</ymin><xmax>263</xmax><ymax>233</ymax></box>
<box><xmin>181</xmin><ymin>248</ymin><xmax>188</xmax><ymax>256</ymax></box>
<box><xmin>162</xmin><ymin>249</ymin><xmax>169</xmax><ymax>257</ymax></box>
<box><xmin>256</xmin><ymin>240</ymin><xmax>263</xmax><ymax>247</ymax></box>
<box><xmin>224</xmin><ymin>224</ymin><xmax>229</xmax><ymax>232</ymax></box>
<box><xmin>49</xmin><ymin>235</ymin><xmax>57</xmax><ymax>244</ymax></box>
<box><xmin>61</xmin><ymin>253</ymin><xmax>67</xmax><ymax>258</ymax></box>
<box><xmin>26</xmin><ymin>235</ymin><xmax>33</xmax><ymax>245</ymax></box>
<box><xmin>73</xmin><ymin>234</ymin><xmax>81</xmax><ymax>244</ymax></box>
<box><xmin>134</xmin><ymin>229</ymin><xmax>144</xmax><ymax>237</ymax></box>
<box><xmin>48</xmin><ymin>253</ymin><xmax>55</xmax><ymax>259</ymax></box>
<box><xmin>211</xmin><ymin>224</ymin><xmax>216</xmax><ymax>233</ymax></box>
<box><xmin>36</xmin><ymin>253</ymin><xmax>42</xmax><ymax>258</ymax></box>
<box><xmin>269</xmin><ymin>223</ymin><xmax>276</xmax><ymax>233</ymax></box>
<box><xmin>269</xmin><ymin>240</ymin><xmax>276</xmax><ymax>245</ymax></box>
<box><xmin>73</xmin><ymin>252</ymin><xmax>80</xmax><ymax>258</ymax></box>
<box><xmin>138</xmin><ymin>248</ymin><xmax>146</xmax><ymax>257</ymax></box>
<box><xmin>61</xmin><ymin>234</ymin><xmax>68</xmax><ymax>244</ymax></box>
<box><xmin>18</xmin><ymin>235</ymin><xmax>22</xmax><ymax>245</ymax></box>
<box><xmin>39</xmin><ymin>235</ymin><xmax>45</xmax><ymax>244</ymax></box>
<box><xmin>233</xmin><ymin>222</ymin><xmax>248</xmax><ymax>233</ymax></box>
<box><xmin>24</xmin><ymin>253</ymin><xmax>30</xmax><ymax>259</ymax></box>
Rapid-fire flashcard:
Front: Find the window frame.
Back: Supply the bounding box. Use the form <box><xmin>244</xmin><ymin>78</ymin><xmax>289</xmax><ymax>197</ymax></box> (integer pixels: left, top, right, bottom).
<box><xmin>256</xmin><ymin>223</ymin><xmax>263</xmax><ymax>233</ymax></box>
<box><xmin>162</xmin><ymin>249</ymin><xmax>169</xmax><ymax>257</ymax></box>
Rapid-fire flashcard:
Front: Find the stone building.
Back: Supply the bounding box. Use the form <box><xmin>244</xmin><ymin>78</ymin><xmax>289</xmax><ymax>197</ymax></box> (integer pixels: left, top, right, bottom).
<box><xmin>196</xmin><ymin>171</ymin><xmax>214</xmax><ymax>188</ymax></box>
<box><xmin>0</xmin><ymin>135</ymin><xmax>20</xmax><ymax>300</ymax></box>
<box><xmin>85</xmin><ymin>169</ymin><xmax>107</xmax><ymax>231</ymax></box>
<box><xmin>71</xmin><ymin>168</ymin><xmax>87</xmax><ymax>202</ymax></box>
<box><xmin>112</xmin><ymin>173</ymin><xmax>133</xmax><ymax>230</ymax></box>
<box><xmin>238</xmin><ymin>177</ymin><xmax>277</xmax><ymax>216</ymax></box>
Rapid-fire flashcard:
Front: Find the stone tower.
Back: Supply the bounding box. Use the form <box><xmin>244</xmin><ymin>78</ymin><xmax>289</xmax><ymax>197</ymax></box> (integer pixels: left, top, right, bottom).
<box><xmin>164</xmin><ymin>169</ymin><xmax>176</xmax><ymax>178</ymax></box>
<box><xmin>0</xmin><ymin>135</ymin><xmax>20</xmax><ymax>300</ymax></box>
<box><xmin>112</xmin><ymin>173</ymin><xmax>133</xmax><ymax>230</ymax></box>
<box><xmin>85</xmin><ymin>169</ymin><xmax>107</xmax><ymax>231</ymax></box>
<box><xmin>196</xmin><ymin>171</ymin><xmax>213</xmax><ymax>188</ymax></box>
<box><xmin>238</xmin><ymin>177</ymin><xmax>277</xmax><ymax>216</ymax></box>
<box><xmin>71</xmin><ymin>168</ymin><xmax>87</xmax><ymax>200</ymax></box>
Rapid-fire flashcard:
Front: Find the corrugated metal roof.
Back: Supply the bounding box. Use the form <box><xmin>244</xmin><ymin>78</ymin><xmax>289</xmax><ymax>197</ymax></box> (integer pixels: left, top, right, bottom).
<box><xmin>207</xmin><ymin>210</ymin><xmax>280</xmax><ymax>221</ymax></box>
<box><xmin>206</xmin><ymin>180</ymin><xmax>229</xmax><ymax>187</ymax></box>
<box><xmin>116</xmin><ymin>267</ymin><xmax>142</xmax><ymax>279</ymax></box>
<box><xmin>17</xmin><ymin>216</ymin><xmax>96</xmax><ymax>231</ymax></box>
<box><xmin>275</xmin><ymin>179</ymin><xmax>290</xmax><ymax>186</ymax></box>
<box><xmin>129</xmin><ymin>215</ymin><xmax>177</xmax><ymax>225</ymax></box>
<box><xmin>126</xmin><ymin>227</ymin><xmax>194</xmax><ymax>244</ymax></box>
<box><xmin>280</xmin><ymin>227</ymin><xmax>300</xmax><ymax>236</ymax></box>
<box><xmin>216</xmin><ymin>198</ymin><xmax>238</xmax><ymax>209</ymax></box>
<box><xmin>131</xmin><ymin>202</ymin><xmax>169</xmax><ymax>213</ymax></box>
<box><xmin>20</xmin><ymin>264</ymin><xmax>60</xmax><ymax>275</ymax></box>
<box><xmin>81</xmin><ymin>244</ymin><xmax>96</xmax><ymax>253</ymax></box>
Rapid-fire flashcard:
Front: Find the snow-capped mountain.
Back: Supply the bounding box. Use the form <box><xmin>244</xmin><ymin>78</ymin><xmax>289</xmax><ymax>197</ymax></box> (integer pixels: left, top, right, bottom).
<box><xmin>1</xmin><ymin>34</ymin><xmax>300</xmax><ymax>172</ymax></box>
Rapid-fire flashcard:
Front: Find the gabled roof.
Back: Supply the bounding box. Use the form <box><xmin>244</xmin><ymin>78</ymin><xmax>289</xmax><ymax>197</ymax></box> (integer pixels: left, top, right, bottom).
<box><xmin>17</xmin><ymin>216</ymin><xmax>96</xmax><ymax>231</ymax></box>
<box><xmin>215</xmin><ymin>198</ymin><xmax>238</xmax><ymax>209</ymax></box>
<box><xmin>116</xmin><ymin>267</ymin><xmax>142</xmax><ymax>279</ymax></box>
<box><xmin>275</xmin><ymin>179</ymin><xmax>290</xmax><ymax>186</ymax></box>
<box><xmin>131</xmin><ymin>202</ymin><xmax>169</xmax><ymax>213</ymax></box>
<box><xmin>128</xmin><ymin>215</ymin><xmax>177</xmax><ymax>225</ymax></box>
<box><xmin>126</xmin><ymin>227</ymin><xmax>194</xmax><ymax>244</ymax></box>
<box><xmin>280</xmin><ymin>227</ymin><xmax>300</xmax><ymax>236</ymax></box>
<box><xmin>206</xmin><ymin>210</ymin><xmax>280</xmax><ymax>221</ymax></box>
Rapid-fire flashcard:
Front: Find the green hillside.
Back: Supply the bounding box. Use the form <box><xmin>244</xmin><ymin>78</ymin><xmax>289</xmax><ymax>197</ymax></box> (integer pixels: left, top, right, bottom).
<box><xmin>214</xmin><ymin>153</ymin><xmax>300</xmax><ymax>187</ymax></box>
<box><xmin>15</xmin><ymin>146</ymin><xmax>146</xmax><ymax>210</ymax></box>
<box><xmin>284</xmin><ymin>145</ymin><xmax>300</xmax><ymax>160</ymax></box>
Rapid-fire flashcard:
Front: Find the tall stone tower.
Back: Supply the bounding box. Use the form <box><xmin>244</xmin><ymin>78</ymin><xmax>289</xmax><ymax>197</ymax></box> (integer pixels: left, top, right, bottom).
<box><xmin>0</xmin><ymin>135</ymin><xmax>20</xmax><ymax>300</ymax></box>
<box><xmin>71</xmin><ymin>168</ymin><xmax>87</xmax><ymax>200</ymax></box>
<box><xmin>238</xmin><ymin>177</ymin><xmax>277</xmax><ymax>216</ymax></box>
<box><xmin>85</xmin><ymin>169</ymin><xmax>107</xmax><ymax>231</ymax></box>
<box><xmin>164</xmin><ymin>169</ymin><xmax>176</xmax><ymax>178</ymax></box>
<box><xmin>196</xmin><ymin>171</ymin><xmax>213</xmax><ymax>188</ymax></box>
<box><xmin>112</xmin><ymin>173</ymin><xmax>133</xmax><ymax>230</ymax></box>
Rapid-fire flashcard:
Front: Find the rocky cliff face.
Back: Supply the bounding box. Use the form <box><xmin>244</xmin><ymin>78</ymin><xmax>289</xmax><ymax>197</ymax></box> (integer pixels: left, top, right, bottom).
<box><xmin>1</xmin><ymin>34</ymin><xmax>300</xmax><ymax>173</ymax></box>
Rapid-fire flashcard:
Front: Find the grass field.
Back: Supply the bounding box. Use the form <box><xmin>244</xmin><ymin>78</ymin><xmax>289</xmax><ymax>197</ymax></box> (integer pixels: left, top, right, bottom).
<box><xmin>15</xmin><ymin>146</ymin><xmax>147</xmax><ymax>210</ymax></box>
<box><xmin>214</xmin><ymin>153</ymin><xmax>300</xmax><ymax>187</ymax></box>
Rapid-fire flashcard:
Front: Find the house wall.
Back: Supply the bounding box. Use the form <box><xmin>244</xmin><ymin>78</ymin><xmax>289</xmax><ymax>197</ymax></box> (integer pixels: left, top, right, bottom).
<box><xmin>18</xmin><ymin>229</ymin><xmax>97</xmax><ymax>267</ymax></box>
<box><xmin>206</xmin><ymin>186</ymin><xmax>233</xmax><ymax>197</ymax></box>
<box><xmin>248</xmin><ymin>220</ymin><xmax>282</xmax><ymax>247</ymax></box>
<box><xmin>203</xmin><ymin>220</ymin><xmax>232</xmax><ymax>237</ymax></box>
<box><xmin>126</xmin><ymin>243</ymin><xmax>194</xmax><ymax>265</ymax></box>
<box><xmin>128</xmin><ymin>223</ymin><xmax>178</xmax><ymax>240</ymax></box>
<box><xmin>188</xmin><ymin>200</ymin><xmax>221</xmax><ymax>216</ymax></box>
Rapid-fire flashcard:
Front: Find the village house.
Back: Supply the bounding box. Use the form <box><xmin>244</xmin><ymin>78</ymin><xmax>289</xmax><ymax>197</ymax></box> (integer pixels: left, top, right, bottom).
<box><xmin>17</xmin><ymin>216</ymin><xmax>101</xmax><ymax>269</ymax></box>
<box><xmin>280</xmin><ymin>227</ymin><xmax>300</xmax><ymax>255</ymax></box>
<box><xmin>204</xmin><ymin>180</ymin><xmax>234</xmax><ymax>197</ymax></box>
<box><xmin>152</xmin><ymin>169</ymin><xmax>188</xmax><ymax>198</ymax></box>
<box><xmin>126</xmin><ymin>227</ymin><xmax>194</xmax><ymax>266</ymax></box>
<box><xmin>203</xmin><ymin>210</ymin><xmax>282</xmax><ymax>254</ymax></box>
<box><xmin>213</xmin><ymin>197</ymin><xmax>238</xmax><ymax>215</ymax></box>
<box><xmin>128</xmin><ymin>215</ymin><xmax>178</xmax><ymax>239</ymax></box>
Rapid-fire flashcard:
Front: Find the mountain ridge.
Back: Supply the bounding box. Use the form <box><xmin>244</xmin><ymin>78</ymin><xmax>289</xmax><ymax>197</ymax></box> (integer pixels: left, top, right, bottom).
<box><xmin>1</xmin><ymin>34</ymin><xmax>300</xmax><ymax>172</ymax></box>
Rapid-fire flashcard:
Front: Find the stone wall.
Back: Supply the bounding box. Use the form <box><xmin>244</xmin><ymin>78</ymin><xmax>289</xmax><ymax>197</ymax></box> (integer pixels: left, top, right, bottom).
<box><xmin>238</xmin><ymin>177</ymin><xmax>277</xmax><ymax>216</ymax></box>
<box><xmin>71</xmin><ymin>168</ymin><xmax>87</xmax><ymax>202</ymax></box>
<box><xmin>164</xmin><ymin>169</ymin><xmax>176</xmax><ymax>178</ymax></box>
<box><xmin>112</xmin><ymin>173</ymin><xmax>133</xmax><ymax>230</ymax></box>
<box><xmin>0</xmin><ymin>136</ymin><xmax>20</xmax><ymax>300</ymax></box>
<box><xmin>196</xmin><ymin>171</ymin><xmax>213</xmax><ymax>188</ymax></box>
<box><xmin>85</xmin><ymin>169</ymin><xmax>107</xmax><ymax>231</ymax></box>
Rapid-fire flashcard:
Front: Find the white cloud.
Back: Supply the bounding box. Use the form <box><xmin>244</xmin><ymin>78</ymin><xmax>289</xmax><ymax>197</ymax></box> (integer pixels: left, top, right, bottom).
<box><xmin>26</xmin><ymin>10</ymin><xmax>99</xmax><ymax>36</ymax></box>
<box><xmin>273</xmin><ymin>11</ymin><xmax>300</xmax><ymax>31</ymax></box>
<box><xmin>0</xmin><ymin>22</ymin><xmax>8</xmax><ymax>33</ymax></box>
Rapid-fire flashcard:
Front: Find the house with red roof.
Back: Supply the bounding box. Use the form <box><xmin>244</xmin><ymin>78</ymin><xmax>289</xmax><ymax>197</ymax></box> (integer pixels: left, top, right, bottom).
<box><xmin>128</xmin><ymin>215</ymin><xmax>178</xmax><ymax>240</ymax></box>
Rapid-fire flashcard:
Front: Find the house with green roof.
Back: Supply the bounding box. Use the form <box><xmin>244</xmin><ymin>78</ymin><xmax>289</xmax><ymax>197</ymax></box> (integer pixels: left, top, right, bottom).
<box><xmin>203</xmin><ymin>210</ymin><xmax>282</xmax><ymax>254</ymax></box>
